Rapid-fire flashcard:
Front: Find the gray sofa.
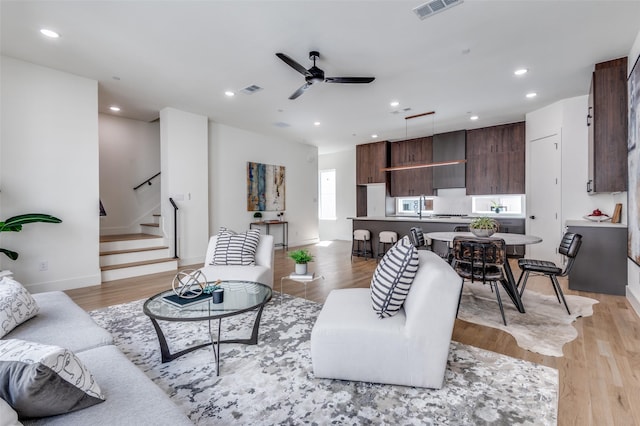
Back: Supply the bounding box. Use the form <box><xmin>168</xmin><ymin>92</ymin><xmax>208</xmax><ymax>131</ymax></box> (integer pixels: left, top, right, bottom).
<box><xmin>3</xmin><ymin>291</ymin><xmax>193</xmax><ymax>425</ymax></box>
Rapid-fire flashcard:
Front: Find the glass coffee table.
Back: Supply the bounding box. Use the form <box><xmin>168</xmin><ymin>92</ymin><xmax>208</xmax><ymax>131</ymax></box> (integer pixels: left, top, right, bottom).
<box><xmin>143</xmin><ymin>280</ymin><xmax>272</xmax><ymax>375</ymax></box>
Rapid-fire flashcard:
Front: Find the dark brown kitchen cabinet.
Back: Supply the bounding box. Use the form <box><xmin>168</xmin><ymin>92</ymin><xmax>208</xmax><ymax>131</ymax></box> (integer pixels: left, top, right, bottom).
<box><xmin>389</xmin><ymin>136</ymin><xmax>433</xmax><ymax>196</ymax></box>
<box><xmin>587</xmin><ymin>57</ymin><xmax>628</xmax><ymax>193</ymax></box>
<box><xmin>466</xmin><ymin>122</ymin><xmax>525</xmax><ymax>195</ymax></box>
<box><xmin>356</xmin><ymin>141</ymin><xmax>388</xmax><ymax>185</ymax></box>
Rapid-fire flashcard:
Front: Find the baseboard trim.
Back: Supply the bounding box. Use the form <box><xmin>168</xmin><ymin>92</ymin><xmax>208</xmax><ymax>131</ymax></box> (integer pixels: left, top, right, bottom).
<box><xmin>26</xmin><ymin>273</ymin><xmax>102</xmax><ymax>294</ymax></box>
<box><xmin>627</xmin><ymin>286</ymin><xmax>640</xmax><ymax>318</ymax></box>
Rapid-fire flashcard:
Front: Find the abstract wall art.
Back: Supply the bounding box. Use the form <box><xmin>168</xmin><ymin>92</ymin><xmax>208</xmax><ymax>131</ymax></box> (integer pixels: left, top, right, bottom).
<box><xmin>247</xmin><ymin>162</ymin><xmax>286</xmax><ymax>212</ymax></box>
<box><xmin>628</xmin><ymin>54</ymin><xmax>640</xmax><ymax>266</ymax></box>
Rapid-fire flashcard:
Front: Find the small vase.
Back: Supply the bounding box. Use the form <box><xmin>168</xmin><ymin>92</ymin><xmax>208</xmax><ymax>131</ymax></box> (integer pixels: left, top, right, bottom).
<box><xmin>212</xmin><ymin>288</ymin><xmax>224</xmax><ymax>304</ymax></box>
<box><xmin>295</xmin><ymin>263</ymin><xmax>307</xmax><ymax>275</ymax></box>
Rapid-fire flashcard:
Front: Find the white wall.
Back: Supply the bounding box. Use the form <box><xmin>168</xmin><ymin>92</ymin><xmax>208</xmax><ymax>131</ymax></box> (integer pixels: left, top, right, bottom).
<box><xmin>0</xmin><ymin>57</ymin><xmax>101</xmax><ymax>292</ymax></box>
<box><xmin>160</xmin><ymin>108</ymin><xmax>209</xmax><ymax>266</ymax></box>
<box><xmin>99</xmin><ymin>114</ymin><xmax>160</xmax><ymax>234</ymax></box>
<box><xmin>627</xmin><ymin>30</ymin><xmax>640</xmax><ymax>316</ymax></box>
<box><xmin>318</xmin><ymin>149</ymin><xmax>356</xmax><ymax>241</ymax></box>
<box><xmin>209</xmin><ymin>123</ymin><xmax>319</xmax><ymax>247</ymax></box>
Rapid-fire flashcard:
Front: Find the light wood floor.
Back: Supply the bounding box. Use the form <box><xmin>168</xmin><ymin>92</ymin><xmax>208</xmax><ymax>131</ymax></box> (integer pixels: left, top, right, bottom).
<box><xmin>66</xmin><ymin>240</ymin><xmax>640</xmax><ymax>426</ymax></box>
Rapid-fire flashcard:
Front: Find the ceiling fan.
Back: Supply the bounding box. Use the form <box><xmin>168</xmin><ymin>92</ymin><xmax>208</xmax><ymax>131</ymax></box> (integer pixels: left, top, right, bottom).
<box><xmin>275</xmin><ymin>51</ymin><xmax>375</xmax><ymax>100</ymax></box>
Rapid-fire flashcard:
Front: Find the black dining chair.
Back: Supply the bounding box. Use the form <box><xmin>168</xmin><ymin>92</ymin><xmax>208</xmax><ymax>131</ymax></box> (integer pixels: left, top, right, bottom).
<box><xmin>408</xmin><ymin>227</ymin><xmax>427</xmax><ymax>249</ymax></box>
<box><xmin>452</xmin><ymin>237</ymin><xmax>508</xmax><ymax>325</ymax></box>
<box><xmin>516</xmin><ymin>232</ymin><xmax>582</xmax><ymax>315</ymax></box>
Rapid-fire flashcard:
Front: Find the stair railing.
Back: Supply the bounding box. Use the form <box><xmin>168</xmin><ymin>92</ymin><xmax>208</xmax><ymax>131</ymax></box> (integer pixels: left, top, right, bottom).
<box><xmin>169</xmin><ymin>197</ymin><xmax>179</xmax><ymax>259</ymax></box>
<box><xmin>133</xmin><ymin>172</ymin><xmax>161</xmax><ymax>190</ymax></box>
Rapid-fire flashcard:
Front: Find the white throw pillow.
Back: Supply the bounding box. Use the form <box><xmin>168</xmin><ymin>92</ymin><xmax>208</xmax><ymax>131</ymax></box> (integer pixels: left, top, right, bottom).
<box><xmin>0</xmin><ymin>339</ymin><xmax>105</xmax><ymax>419</ymax></box>
<box><xmin>211</xmin><ymin>227</ymin><xmax>261</xmax><ymax>266</ymax></box>
<box><xmin>0</xmin><ymin>277</ymin><xmax>39</xmax><ymax>338</ymax></box>
<box><xmin>370</xmin><ymin>236</ymin><xmax>419</xmax><ymax>318</ymax></box>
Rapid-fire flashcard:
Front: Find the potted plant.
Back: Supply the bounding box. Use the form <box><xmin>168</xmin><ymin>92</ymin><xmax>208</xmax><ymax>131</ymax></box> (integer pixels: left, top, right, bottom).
<box><xmin>0</xmin><ymin>213</ymin><xmax>62</xmax><ymax>260</ymax></box>
<box><xmin>469</xmin><ymin>217</ymin><xmax>499</xmax><ymax>237</ymax></box>
<box><xmin>288</xmin><ymin>249</ymin><xmax>314</xmax><ymax>275</ymax></box>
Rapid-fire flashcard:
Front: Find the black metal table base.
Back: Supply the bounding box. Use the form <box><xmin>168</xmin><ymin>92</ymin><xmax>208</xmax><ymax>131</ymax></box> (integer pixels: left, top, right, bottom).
<box><xmin>148</xmin><ymin>304</ymin><xmax>267</xmax><ymax>375</ymax></box>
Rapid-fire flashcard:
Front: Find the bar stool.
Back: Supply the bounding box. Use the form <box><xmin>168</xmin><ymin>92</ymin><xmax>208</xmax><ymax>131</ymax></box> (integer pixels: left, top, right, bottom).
<box><xmin>377</xmin><ymin>231</ymin><xmax>398</xmax><ymax>261</ymax></box>
<box><xmin>351</xmin><ymin>229</ymin><xmax>373</xmax><ymax>261</ymax></box>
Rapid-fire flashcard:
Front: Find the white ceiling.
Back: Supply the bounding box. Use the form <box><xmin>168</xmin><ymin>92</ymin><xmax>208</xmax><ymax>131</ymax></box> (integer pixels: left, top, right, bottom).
<box><xmin>2</xmin><ymin>1</ymin><xmax>640</xmax><ymax>154</ymax></box>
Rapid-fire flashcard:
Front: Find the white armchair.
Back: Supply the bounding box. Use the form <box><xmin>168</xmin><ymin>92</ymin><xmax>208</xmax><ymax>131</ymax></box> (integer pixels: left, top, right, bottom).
<box><xmin>310</xmin><ymin>250</ymin><xmax>462</xmax><ymax>389</ymax></box>
<box><xmin>198</xmin><ymin>234</ymin><xmax>275</xmax><ymax>288</ymax></box>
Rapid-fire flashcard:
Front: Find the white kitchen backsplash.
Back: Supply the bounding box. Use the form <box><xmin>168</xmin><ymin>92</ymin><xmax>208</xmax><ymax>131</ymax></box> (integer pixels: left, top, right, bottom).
<box><xmin>433</xmin><ymin>188</ymin><xmax>472</xmax><ymax>214</ymax></box>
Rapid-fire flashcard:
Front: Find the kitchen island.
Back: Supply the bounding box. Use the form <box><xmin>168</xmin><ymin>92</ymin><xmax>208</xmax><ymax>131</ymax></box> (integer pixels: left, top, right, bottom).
<box><xmin>349</xmin><ymin>216</ymin><xmax>526</xmax><ymax>258</ymax></box>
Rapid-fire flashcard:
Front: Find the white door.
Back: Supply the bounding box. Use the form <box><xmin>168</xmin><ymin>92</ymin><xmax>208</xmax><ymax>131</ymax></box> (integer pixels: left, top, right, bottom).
<box><xmin>527</xmin><ymin>133</ymin><xmax>562</xmax><ymax>263</ymax></box>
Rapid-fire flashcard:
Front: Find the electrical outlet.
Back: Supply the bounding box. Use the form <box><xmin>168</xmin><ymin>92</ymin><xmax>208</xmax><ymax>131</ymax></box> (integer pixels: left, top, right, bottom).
<box><xmin>38</xmin><ymin>261</ymin><xmax>48</xmax><ymax>272</ymax></box>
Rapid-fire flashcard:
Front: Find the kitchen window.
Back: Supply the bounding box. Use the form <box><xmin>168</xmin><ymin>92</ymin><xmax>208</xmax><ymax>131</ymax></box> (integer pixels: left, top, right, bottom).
<box><xmin>395</xmin><ymin>196</ymin><xmax>434</xmax><ymax>215</ymax></box>
<box><xmin>471</xmin><ymin>195</ymin><xmax>525</xmax><ymax>215</ymax></box>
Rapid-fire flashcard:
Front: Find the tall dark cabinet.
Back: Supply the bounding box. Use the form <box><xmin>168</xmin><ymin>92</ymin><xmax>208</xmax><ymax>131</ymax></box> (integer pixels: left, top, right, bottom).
<box><xmin>466</xmin><ymin>122</ymin><xmax>525</xmax><ymax>195</ymax></box>
<box><xmin>587</xmin><ymin>57</ymin><xmax>628</xmax><ymax>193</ymax></box>
<box><xmin>389</xmin><ymin>136</ymin><xmax>433</xmax><ymax>196</ymax></box>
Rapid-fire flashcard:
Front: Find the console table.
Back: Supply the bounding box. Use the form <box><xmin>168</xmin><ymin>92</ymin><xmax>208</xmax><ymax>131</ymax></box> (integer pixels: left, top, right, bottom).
<box><xmin>250</xmin><ymin>220</ymin><xmax>288</xmax><ymax>249</ymax></box>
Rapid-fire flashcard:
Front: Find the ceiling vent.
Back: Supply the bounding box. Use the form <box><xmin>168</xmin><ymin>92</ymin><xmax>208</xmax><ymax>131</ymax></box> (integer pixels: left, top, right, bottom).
<box><xmin>240</xmin><ymin>85</ymin><xmax>263</xmax><ymax>95</ymax></box>
<box><xmin>273</xmin><ymin>122</ymin><xmax>290</xmax><ymax>128</ymax></box>
<box><xmin>413</xmin><ymin>0</ymin><xmax>463</xmax><ymax>20</ymax></box>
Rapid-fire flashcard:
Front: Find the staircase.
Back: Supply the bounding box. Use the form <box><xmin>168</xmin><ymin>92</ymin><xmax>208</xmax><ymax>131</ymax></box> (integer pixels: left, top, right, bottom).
<box><xmin>100</xmin><ymin>215</ymin><xmax>177</xmax><ymax>282</ymax></box>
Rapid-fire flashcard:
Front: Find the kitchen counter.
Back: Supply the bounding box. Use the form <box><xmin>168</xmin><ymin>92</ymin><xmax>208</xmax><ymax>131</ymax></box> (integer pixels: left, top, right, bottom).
<box><xmin>350</xmin><ymin>216</ymin><xmax>527</xmax><ymax>258</ymax></box>
<box><xmin>565</xmin><ymin>219</ymin><xmax>627</xmax><ymax>228</ymax></box>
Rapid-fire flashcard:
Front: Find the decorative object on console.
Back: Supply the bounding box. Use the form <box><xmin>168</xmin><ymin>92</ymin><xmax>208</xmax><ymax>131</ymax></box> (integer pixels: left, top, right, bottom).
<box><xmin>0</xmin><ymin>338</ymin><xmax>105</xmax><ymax>418</ymax></box>
<box><xmin>370</xmin><ymin>236</ymin><xmax>419</xmax><ymax>318</ymax></box>
<box><xmin>583</xmin><ymin>208</ymin><xmax>610</xmax><ymax>222</ymax></box>
<box><xmin>0</xmin><ymin>277</ymin><xmax>39</xmax><ymax>338</ymax></box>
<box><xmin>0</xmin><ymin>213</ymin><xmax>62</xmax><ymax>260</ymax></box>
<box><xmin>171</xmin><ymin>269</ymin><xmax>207</xmax><ymax>298</ymax></box>
<box><xmin>288</xmin><ymin>249</ymin><xmax>314</xmax><ymax>275</ymax></box>
<box><xmin>247</xmin><ymin>162</ymin><xmax>285</xmax><ymax>212</ymax></box>
<box><xmin>253</xmin><ymin>212</ymin><xmax>262</xmax><ymax>219</ymax></box>
<box><xmin>469</xmin><ymin>216</ymin><xmax>499</xmax><ymax>237</ymax></box>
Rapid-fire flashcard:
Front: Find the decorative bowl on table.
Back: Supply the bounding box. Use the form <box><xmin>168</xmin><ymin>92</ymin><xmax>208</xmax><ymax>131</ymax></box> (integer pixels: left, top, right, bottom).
<box><xmin>469</xmin><ymin>217</ymin><xmax>499</xmax><ymax>238</ymax></box>
<box><xmin>470</xmin><ymin>228</ymin><xmax>496</xmax><ymax>237</ymax></box>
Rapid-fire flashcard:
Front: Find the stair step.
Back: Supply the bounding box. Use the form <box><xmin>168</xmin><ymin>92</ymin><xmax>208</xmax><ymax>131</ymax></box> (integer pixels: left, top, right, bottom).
<box><xmin>141</xmin><ymin>223</ymin><xmax>160</xmax><ymax>227</ymax></box>
<box><xmin>100</xmin><ymin>246</ymin><xmax>169</xmax><ymax>256</ymax></box>
<box><xmin>101</xmin><ymin>258</ymin><xmax>176</xmax><ymax>271</ymax></box>
<box><xmin>101</xmin><ymin>258</ymin><xmax>178</xmax><ymax>282</ymax></box>
<box><xmin>100</xmin><ymin>233</ymin><xmax>164</xmax><ymax>252</ymax></box>
<box><xmin>99</xmin><ymin>246</ymin><xmax>171</xmax><ymax>267</ymax></box>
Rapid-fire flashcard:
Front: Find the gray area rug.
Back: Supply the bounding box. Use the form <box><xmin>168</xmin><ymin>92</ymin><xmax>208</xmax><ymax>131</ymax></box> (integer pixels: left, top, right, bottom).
<box><xmin>458</xmin><ymin>284</ymin><xmax>598</xmax><ymax>357</ymax></box>
<box><xmin>90</xmin><ymin>294</ymin><xmax>558</xmax><ymax>425</ymax></box>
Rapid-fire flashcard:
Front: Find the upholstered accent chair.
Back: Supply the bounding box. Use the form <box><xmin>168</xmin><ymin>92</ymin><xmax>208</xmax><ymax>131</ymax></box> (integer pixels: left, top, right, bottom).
<box><xmin>199</xmin><ymin>234</ymin><xmax>274</xmax><ymax>288</ymax></box>
<box><xmin>310</xmin><ymin>250</ymin><xmax>463</xmax><ymax>389</ymax></box>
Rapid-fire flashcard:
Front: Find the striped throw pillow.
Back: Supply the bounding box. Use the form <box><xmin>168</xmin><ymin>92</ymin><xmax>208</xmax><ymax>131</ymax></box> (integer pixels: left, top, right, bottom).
<box><xmin>211</xmin><ymin>227</ymin><xmax>261</xmax><ymax>266</ymax></box>
<box><xmin>371</xmin><ymin>236</ymin><xmax>419</xmax><ymax>318</ymax></box>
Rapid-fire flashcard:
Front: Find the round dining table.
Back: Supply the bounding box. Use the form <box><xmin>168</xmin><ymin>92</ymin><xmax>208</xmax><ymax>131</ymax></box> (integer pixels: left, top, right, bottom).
<box><xmin>425</xmin><ymin>231</ymin><xmax>543</xmax><ymax>313</ymax></box>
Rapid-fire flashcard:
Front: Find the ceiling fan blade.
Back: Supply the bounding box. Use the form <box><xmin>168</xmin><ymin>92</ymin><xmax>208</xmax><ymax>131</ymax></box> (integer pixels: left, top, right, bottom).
<box><xmin>289</xmin><ymin>83</ymin><xmax>311</xmax><ymax>100</ymax></box>
<box><xmin>276</xmin><ymin>53</ymin><xmax>310</xmax><ymax>76</ymax></box>
<box><xmin>324</xmin><ymin>76</ymin><xmax>375</xmax><ymax>84</ymax></box>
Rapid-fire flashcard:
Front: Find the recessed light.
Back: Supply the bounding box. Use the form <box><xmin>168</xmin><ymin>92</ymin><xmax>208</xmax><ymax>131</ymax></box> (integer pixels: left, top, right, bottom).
<box><xmin>109</xmin><ymin>106</ymin><xmax>121</xmax><ymax>112</ymax></box>
<box><xmin>526</xmin><ymin>92</ymin><xmax>537</xmax><ymax>98</ymax></box>
<box><xmin>40</xmin><ymin>28</ymin><xmax>60</xmax><ymax>38</ymax></box>
<box><xmin>224</xmin><ymin>91</ymin><xmax>235</xmax><ymax>97</ymax></box>
<box><xmin>371</xmin><ymin>134</ymin><xmax>378</xmax><ymax>139</ymax></box>
<box><xmin>314</xmin><ymin>121</ymin><xmax>321</xmax><ymax>126</ymax></box>
<box><xmin>390</xmin><ymin>101</ymin><xmax>399</xmax><ymax>107</ymax></box>
<box><xmin>470</xmin><ymin>115</ymin><xmax>479</xmax><ymax>121</ymax></box>
<box><xmin>514</xmin><ymin>68</ymin><xmax>528</xmax><ymax>76</ymax></box>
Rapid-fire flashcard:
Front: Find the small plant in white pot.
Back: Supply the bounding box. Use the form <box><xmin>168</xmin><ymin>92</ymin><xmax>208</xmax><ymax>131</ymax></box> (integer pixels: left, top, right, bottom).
<box><xmin>469</xmin><ymin>217</ymin><xmax>499</xmax><ymax>237</ymax></box>
<box><xmin>288</xmin><ymin>249</ymin><xmax>314</xmax><ymax>275</ymax></box>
